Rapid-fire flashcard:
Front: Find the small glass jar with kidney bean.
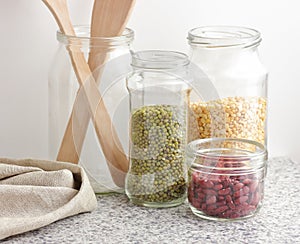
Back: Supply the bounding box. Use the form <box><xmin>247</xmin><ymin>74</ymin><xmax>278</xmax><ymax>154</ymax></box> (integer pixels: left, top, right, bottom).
<box><xmin>187</xmin><ymin>138</ymin><xmax>267</xmax><ymax>221</ymax></box>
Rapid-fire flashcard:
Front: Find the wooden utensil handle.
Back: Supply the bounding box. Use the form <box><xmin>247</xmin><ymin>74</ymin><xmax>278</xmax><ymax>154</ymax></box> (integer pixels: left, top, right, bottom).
<box><xmin>69</xmin><ymin>49</ymin><xmax>129</xmax><ymax>187</ymax></box>
<box><xmin>62</xmin><ymin>0</ymin><xmax>136</xmax><ymax>163</ymax></box>
<box><xmin>42</xmin><ymin>0</ymin><xmax>129</xmax><ymax>187</ymax></box>
<box><xmin>57</xmin><ymin>51</ymin><xmax>108</xmax><ymax>164</ymax></box>
<box><xmin>57</xmin><ymin>0</ymin><xmax>136</xmax><ymax>164</ymax></box>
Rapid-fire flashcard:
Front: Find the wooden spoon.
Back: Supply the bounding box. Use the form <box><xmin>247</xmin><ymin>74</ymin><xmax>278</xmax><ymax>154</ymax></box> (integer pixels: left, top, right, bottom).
<box><xmin>42</xmin><ymin>0</ymin><xmax>129</xmax><ymax>187</ymax></box>
<box><xmin>57</xmin><ymin>0</ymin><xmax>135</xmax><ymax>167</ymax></box>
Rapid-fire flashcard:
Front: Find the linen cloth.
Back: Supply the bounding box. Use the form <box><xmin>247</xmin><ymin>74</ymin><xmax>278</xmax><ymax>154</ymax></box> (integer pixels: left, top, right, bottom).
<box><xmin>0</xmin><ymin>158</ymin><xmax>97</xmax><ymax>240</ymax></box>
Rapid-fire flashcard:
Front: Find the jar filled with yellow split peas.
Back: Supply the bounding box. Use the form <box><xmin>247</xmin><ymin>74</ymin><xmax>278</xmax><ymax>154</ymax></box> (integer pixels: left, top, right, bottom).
<box><xmin>187</xmin><ymin>26</ymin><xmax>268</xmax><ymax>146</ymax></box>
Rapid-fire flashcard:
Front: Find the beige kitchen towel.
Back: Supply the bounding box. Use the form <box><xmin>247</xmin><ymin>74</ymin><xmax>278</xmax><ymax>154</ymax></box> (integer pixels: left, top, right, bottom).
<box><xmin>0</xmin><ymin>158</ymin><xmax>97</xmax><ymax>240</ymax></box>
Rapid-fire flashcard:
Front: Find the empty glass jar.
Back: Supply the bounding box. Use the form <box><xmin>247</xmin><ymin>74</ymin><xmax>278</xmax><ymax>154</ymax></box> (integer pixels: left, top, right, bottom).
<box><xmin>48</xmin><ymin>25</ymin><xmax>134</xmax><ymax>193</ymax></box>
<box><xmin>187</xmin><ymin>26</ymin><xmax>268</xmax><ymax>146</ymax></box>
<box><xmin>125</xmin><ymin>50</ymin><xmax>190</xmax><ymax>207</ymax></box>
<box><xmin>187</xmin><ymin>138</ymin><xmax>267</xmax><ymax>221</ymax></box>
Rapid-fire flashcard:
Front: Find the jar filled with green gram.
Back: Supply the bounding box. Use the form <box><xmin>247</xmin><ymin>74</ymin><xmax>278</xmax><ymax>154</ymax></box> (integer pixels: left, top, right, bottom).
<box><xmin>125</xmin><ymin>50</ymin><xmax>190</xmax><ymax>207</ymax></box>
<box><xmin>187</xmin><ymin>26</ymin><xmax>268</xmax><ymax>147</ymax></box>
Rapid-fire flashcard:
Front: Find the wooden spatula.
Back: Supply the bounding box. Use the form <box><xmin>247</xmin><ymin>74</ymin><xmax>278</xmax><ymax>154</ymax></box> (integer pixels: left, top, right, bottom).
<box><xmin>42</xmin><ymin>0</ymin><xmax>130</xmax><ymax>187</ymax></box>
<box><xmin>57</xmin><ymin>0</ymin><xmax>135</xmax><ymax>166</ymax></box>
<box><xmin>89</xmin><ymin>0</ymin><xmax>135</xmax><ymax>71</ymax></box>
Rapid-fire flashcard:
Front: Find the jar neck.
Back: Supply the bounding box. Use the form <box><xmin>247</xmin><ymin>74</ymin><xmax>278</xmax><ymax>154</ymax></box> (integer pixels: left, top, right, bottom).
<box><xmin>189</xmin><ymin>44</ymin><xmax>259</xmax><ymax>67</ymax></box>
<box><xmin>187</xmin><ymin>138</ymin><xmax>267</xmax><ymax>171</ymax></box>
<box><xmin>188</xmin><ymin>26</ymin><xmax>261</xmax><ymax>49</ymax></box>
<box><xmin>188</xmin><ymin>27</ymin><xmax>261</xmax><ymax>68</ymax></box>
<box><xmin>127</xmin><ymin>50</ymin><xmax>191</xmax><ymax>96</ymax></box>
<box><xmin>131</xmin><ymin>50</ymin><xmax>189</xmax><ymax>72</ymax></box>
<box><xmin>188</xmin><ymin>28</ymin><xmax>262</xmax><ymax>72</ymax></box>
<box><xmin>57</xmin><ymin>25</ymin><xmax>134</xmax><ymax>50</ymax></box>
<box><xmin>189</xmin><ymin>44</ymin><xmax>258</xmax><ymax>55</ymax></box>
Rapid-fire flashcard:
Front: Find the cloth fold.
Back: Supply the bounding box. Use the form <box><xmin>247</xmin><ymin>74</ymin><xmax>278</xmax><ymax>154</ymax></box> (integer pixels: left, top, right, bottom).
<box><xmin>0</xmin><ymin>158</ymin><xmax>97</xmax><ymax>240</ymax></box>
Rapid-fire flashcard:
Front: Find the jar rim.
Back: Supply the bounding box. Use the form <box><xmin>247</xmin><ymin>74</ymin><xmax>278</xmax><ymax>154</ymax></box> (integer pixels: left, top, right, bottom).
<box><xmin>188</xmin><ymin>26</ymin><xmax>261</xmax><ymax>48</ymax></box>
<box><xmin>187</xmin><ymin>138</ymin><xmax>267</xmax><ymax>171</ymax></box>
<box><xmin>131</xmin><ymin>50</ymin><xmax>190</xmax><ymax>70</ymax></box>
<box><xmin>57</xmin><ymin>25</ymin><xmax>134</xmax><ymax>47</ymax></box>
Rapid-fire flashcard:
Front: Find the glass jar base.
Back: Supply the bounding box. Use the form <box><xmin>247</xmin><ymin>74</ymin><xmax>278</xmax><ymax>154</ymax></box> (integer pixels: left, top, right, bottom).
<box><xmin>189</xmin><ymin>205</ymin><xmax>260</xmax><ymax>221</ymax></box>
<box><xmin>89</xmin><ymin>178</ymin><xmax>124</xmax><ymax>194</ymax></box>
<box><xmin>129</xmin><ymin>195</ymin><xmax>186</xmax><ymax>208</ymax></box>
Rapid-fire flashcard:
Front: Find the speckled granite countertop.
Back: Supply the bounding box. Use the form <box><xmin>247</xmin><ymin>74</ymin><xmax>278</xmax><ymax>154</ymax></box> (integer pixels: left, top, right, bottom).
<box><xmin>2</xmin><ymin>157</ymin><xmax>299</xmax><ymax>244</ymax></box>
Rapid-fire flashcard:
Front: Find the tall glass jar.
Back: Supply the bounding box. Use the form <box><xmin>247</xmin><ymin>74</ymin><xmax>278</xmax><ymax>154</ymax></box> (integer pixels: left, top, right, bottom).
<box><xmin>187</xmin><ymin>138</ymin><xmax>267</xmax><ymax>221</ymax></box>
<box><xmin>125</xmin><ymin>50</ymin><xmax>190</xmax><ymax>207</ymax></box>
<box><xmin>187</xmin><ymin>26</ymin><xmax>268</xmax><ymax>146</ymax></box>
<box><xmin>49</xmin><ymin>26</ymin><xmax>134</xmax><ymax>193</ymax></box>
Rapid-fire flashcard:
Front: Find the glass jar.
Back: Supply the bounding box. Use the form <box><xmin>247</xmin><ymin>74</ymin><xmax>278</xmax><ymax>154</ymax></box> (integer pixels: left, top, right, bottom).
<box><xmin>187</xmin><ymin>26</ymin><xmax>268</xmax><ymax>146</ymax></box>
<box><xmin>187</xmin><ymin>138</ymin><xmax>267</xmax><ymax>221</ymax></box>
<box><xmin>125</xmin><ymin>50</ymin><xmax>190</xmax><ymax>207</ymax></box>
<box><xmin>49</xmin><ymin>25</ymin><xmax>134</xmax><ymax>193</ymax></box>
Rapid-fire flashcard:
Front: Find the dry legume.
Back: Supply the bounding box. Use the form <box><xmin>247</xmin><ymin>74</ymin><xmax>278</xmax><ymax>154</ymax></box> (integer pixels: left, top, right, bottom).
<box><xmin>188</xmin><ymin>96</ymin><xmax>267</xmax><ymax>144</ymax></box>
<box><xmin>126</xmin><ymin>105</ymin><xmax>187</xmax><ymax>205</ymax></box>
<box><xmin>188</xmin><ymin>162</ymin><xmax>263</xmax><ymax>219</ymax></box>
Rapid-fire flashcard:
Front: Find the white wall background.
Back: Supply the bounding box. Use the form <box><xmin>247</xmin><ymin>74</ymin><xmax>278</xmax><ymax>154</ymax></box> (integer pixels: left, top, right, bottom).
<box><xmin>0</xmin><ymin>0</ymin><xmax>299</xmax><ymax>161</ymax></box>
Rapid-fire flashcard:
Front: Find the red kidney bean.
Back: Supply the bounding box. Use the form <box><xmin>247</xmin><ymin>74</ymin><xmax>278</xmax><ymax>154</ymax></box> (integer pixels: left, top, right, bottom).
<box><xmin>233</xmin><ymin>190</ymin><xmax>244</xmax><ymax>198</ymax></box>
<box><xmin>205</xmin><ymin>210</ymin><xmax>218</xmax><ymax>216</ymax></box>
<box><xmin>206</xmin><ymin>195</ymin><xmax>217</xmax><ymax>205</ymax></box>
<box><xmin>225</xmin><ymin>195</ymin><xmax>236</xmax><ymax>210</ymax></box>
<box><xmin>223</xmin><ymin>209</ymin><xmax>233</xmax><ymax>218</ymax></box>
<box><xmin>222</xmin><ymin>180</ymin><xmax>230</xmax><ymax>188</ymax></box>
<box><xmin>240</xmin><ymin>209</ymin><xmax>251</xmax><ymax>216</ymax></box>
<box><xmin>216</xmin><ymin>200</ymin><xmax>227</xmax><ymax>207</ymax></box>
<box><xmin>240</xmin><ymin>203</ymin><xmax>256</xmax><ymax>215</ymax></box>
<box><xmin>214</xmin><ymin>205</ymin><xmax>229</xmax><ymax>214</ymax></box>
<box><xmin>210</xmin><ymin>179</ymin><xmax>222</xmax><ymax>184</ymax></box>
<box><xmin>243</xmin><ymin>178</ymin><xmax>252</xmax><ymax>184</ymax></box>
<box><xmin>188</xmin><ymin>169</ymin><xmax>262</xmax><ymax>219</ymax></box>
<box><xmin>200</xmin><ymin>203</ymin><xmax>207</xmax><ymax>210</ymax></box>
<box><xmin>235</xmin><ymin>175</ymin><xmax>247</xmax><ymax>181</ymax></box>
<box><xmin>228</xmin><ymin>202</ymin><xmax>235</xmax><ymax>210</ymax></box>
<box><xmin>218</xmin><ymin>187</ymin><xmax>231</xmax><ymax>195</ymax></box>
<box><xmin>235</xmin><ymin>195</ymin><xmax>248</xmax><ymax>205</ymax></box>
<box><xmin>246</xmin><ymin>205</ymin><xmax>256</xmax><ymax>212</ymax></box>
<box><xmin>197</xmin><ymin>192</ymin><xmax>206</xmax><ymax>201</ymax></box>
<box><xmin>202</xmin><ymin>189</ymin><xmax>217</xmax><ymax>195</ymax></box>
<box><xmin>235</xmin><ymin>202</ymin><xmax>249</xmax><ymax>211</ymax></box>
<box><xmin>200</xmin><ymin>180</ymin><xmax>214</xmax><ymax>188</ymax></box>
<box><xmin>213</xmin><ymin>184</ymin><xmax>223</xmax><ymax>191</ymax></box>
<box><xmin>233</xmin><ymin>182</ymin><xmax>244</xmax><ymax>191</ymax></box>
<box><xmin>243</xmin><ymin>186</ymin><xmax>250</xmax><ymax>195</ymax></box>
<box><xmin>225</xmin><ymin>195</ymin><xmax>232</xmax><ymax>202</ymax></box>
<box><xmin>191</xmin><ymin>198</ymin><xmax>200</xmax><ymax>208</ymax></box>
<box><xmin>207</xmin><ymin>204</ymin><xmax>217</xmax><ymax>211</ymax></box>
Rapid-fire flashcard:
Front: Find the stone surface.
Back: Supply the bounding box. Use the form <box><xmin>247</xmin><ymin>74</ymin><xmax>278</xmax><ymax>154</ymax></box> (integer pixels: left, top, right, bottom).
<box><xmin>2</xmin><ymin>157</ymin><xmax>299</xmax><ymax>243</ymax></box>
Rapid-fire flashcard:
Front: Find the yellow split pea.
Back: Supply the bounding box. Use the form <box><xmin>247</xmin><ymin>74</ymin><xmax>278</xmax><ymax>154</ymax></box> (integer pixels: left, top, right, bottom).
<box><xmin>188</xmin><ymin>96</ymin><xmax>267</xmax><ymax>145</ymax></box>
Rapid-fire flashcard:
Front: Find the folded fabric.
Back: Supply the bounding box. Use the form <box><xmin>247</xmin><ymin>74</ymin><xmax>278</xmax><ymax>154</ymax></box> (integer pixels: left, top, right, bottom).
<box><xmin>0</xmin><ymin>158</ymin><xmax>97</xmax><ymax>240</ymax></box>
